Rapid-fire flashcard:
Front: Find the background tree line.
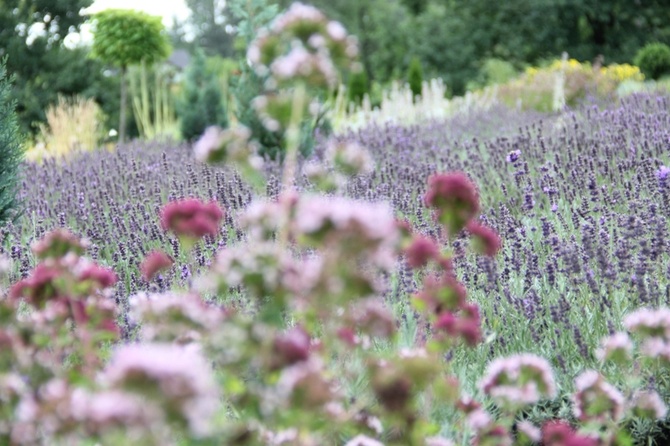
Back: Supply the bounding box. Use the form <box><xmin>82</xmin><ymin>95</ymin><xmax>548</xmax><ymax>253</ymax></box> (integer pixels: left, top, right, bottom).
<box><xmin>2</xmin><ymin>0</ymin><xmax>670</xmax><ymax>138</ymax></box>
<box><xmin>275</xmin><ymin>0</ymin><xmax>670</xmax><ymax>94</ymax></box>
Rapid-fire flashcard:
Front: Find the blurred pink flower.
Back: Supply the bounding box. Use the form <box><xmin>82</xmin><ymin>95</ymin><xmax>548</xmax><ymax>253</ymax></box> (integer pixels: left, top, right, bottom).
<box><xmin>31</xmin><ymin>228</ymin><xmax>89</xmax><ymax>259</ymax></box>
<box><xmin>77</xmin><ymin>263</ymin><xmax>117</xmax><ymax>289</ymax></box>
<box><xmin>596</xmin><ymin>332</ymin><xmax>633</xmax><ymax>363</ymax></box>
<box><xmin>466</xmin><ymin>221</ymin><xmax>501</xmax><ymax>257</ymax></box>
<box><xmin>105</xmin><ymin>343</ymin><xmax>219</xmax><ymax>436</ymax></box>
<box><xmin>480</xmin><ymin>353</ymin><xmax>556</xmax><ymax>407</ymax></box>
<box><xmin>159</xmin><ymin>198</ymin><xmax>224</xmax><ymax>239</ymax></box>
<box><xmin>424</xmin><ymin>172</ymin><xmax>480</xmax><ymax>236</ymax></box>
<box><xmin>630</xmin><ymin>390</ymin><xmax>668</xmax><ymax>419</ymax></box>
<box><xmin>404</xmin><ymin>234</ymin><xmax>440</xmax><ymax>268</ymax></box>
<box><xmin>572</xmin><ymin>370</ymin><xmax>625</xmax><ymax>422</ymax></box>
<box><xmin>140</xmin><ymin>250</ymin><xmax>174</xmax><ymax>281</ymax></box>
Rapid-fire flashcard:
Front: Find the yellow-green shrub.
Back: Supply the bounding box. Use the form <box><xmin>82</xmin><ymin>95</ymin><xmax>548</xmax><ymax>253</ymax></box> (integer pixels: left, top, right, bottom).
<box><xmin>497</xmin><ymin>59</ymin><xmax>644</xmax><ymax>112</ymax></box>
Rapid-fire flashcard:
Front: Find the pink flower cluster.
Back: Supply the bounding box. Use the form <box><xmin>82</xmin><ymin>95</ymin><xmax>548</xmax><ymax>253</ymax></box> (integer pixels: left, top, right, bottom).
<box><xmin>403</xmin><ymin>173</ymin><xmax>505</xmax><ymax>348</ymax></box>
<box><xmin>129</xmin><ymin>291</ymin><xmax>225</xmax><ymax>343</ymax></box>
<box><xmin>480</xmin><ymin>353</ymin><xmax>557</xmax><ymax>408</ymax></box>
<box><xmin>9</xmin><ymin>229</ymin><xmax>118</xmax><ymax>334</ymax></box>
<box><xmin>596</xmin><ymin>332</ymin><xmax>633</xmax><ymax>363</ymax></box>
<box><xmin>30</xmin><ymin>228</ymin><xmax>89</xmax><ymax>259</ymax></box>
<box><xmin>629</xmin><ymin>390</ymin><xmax>668</xmax><ymax>419</ymax></box>
<box><xmin>205</xmin><ymin>240</ymin><xmax>299</xmax><ymax>301</ymax></box>
<box><xmin>542</xmin><ymin>420</ymin><xmax>598</xmax><ymax>446</ymax></box>
<box><xmin>193</xmin><ymin>125</ymin><xmax>262</xmax><ymax>169</ymax></box>
<box><xmin>623</xmin><ymin>307</ymin><xmax>670</xmax><ymax>361</ymax></box>
<box><xmin>434</xmin><ymin>303</ymin><xmax>482</xmax><ymax>346</ymax></box>
<box><xmin>104</xmin><ymin>343</ymin><xmax>219</xmax><ymax>436</ymax></box>
<box><xmin>292</xmin><ymin>195</ymin><xmax>399</xmax><ymax>269</ymax></box>
<box><xmin>247</xmin><ymin>2</ymin><xmax>358</xmax><ymax>89</ymax></box>
<box><xmin>424</xmin><ymin>172</ymin><xmax>480</xmax><ymax>236</ymax></box>
<box><xmin>572</xmin><ymin>370</ymin><xmax>625</xmax><ymax>422</ymax></box>
<box><xmin>424</xmin><ymin>172</ymin><xmax>501</xmax><ymax>255</ymax></box>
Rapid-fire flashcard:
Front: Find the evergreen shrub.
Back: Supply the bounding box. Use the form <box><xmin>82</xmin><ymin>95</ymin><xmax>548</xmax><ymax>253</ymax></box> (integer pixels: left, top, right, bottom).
<box><xmin>634</xmin><ymin>43</ymin><xmax>670</xmax><ymax>80</ymax></box>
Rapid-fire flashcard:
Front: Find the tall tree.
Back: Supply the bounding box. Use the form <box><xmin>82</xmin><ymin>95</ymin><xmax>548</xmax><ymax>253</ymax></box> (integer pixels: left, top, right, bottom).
<box><xmin>91</xmin><ymin>9</ymin><xmax>171</xmax><ymax>143</ymax></box>
<box><xmin>184</xmin><ymin>0</ymin><xmax>236</xmax><ymax>57</ymax></box>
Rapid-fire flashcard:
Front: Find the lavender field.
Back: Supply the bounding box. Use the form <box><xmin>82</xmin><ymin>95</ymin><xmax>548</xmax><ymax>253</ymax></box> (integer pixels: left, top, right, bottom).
<box><xmin>3</xmin><ymin>93</ymin><xmax>670</xmax><ymax>443</ymax></box>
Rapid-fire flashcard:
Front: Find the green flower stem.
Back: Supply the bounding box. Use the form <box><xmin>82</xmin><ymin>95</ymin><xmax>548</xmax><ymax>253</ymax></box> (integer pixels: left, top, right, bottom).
<box><xmin>277</xmin><ymin>83</ymin><xmax>307</xmax><ymax>249</ymax></box>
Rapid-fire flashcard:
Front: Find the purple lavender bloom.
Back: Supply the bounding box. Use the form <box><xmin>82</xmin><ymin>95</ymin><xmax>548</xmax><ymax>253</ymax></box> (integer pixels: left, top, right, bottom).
<box><xmin>506</xmin><ymin>150</ymin><xmax>521</xmax><ymax>163</ymax></box>
<box><xmin>656</xmin><ymin>165</ymin><xmax>670</xmax><ymax>183</ymax></box>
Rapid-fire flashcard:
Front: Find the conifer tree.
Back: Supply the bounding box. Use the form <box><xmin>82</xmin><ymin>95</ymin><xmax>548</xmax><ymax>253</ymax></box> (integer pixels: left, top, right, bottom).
<box><xmin>407</xmin><ymin>57</ymin><xmax>423</xmax><ymax>100</ymax></box>
<box><xmin>348</xmin><ymin>69</ymin><xmax>369</xmax><ymax>105</ymax></box>
<box><xmin>178</xmin><ymin>51</ymin><xmax>228</xmax><ymax>141</ymax></box>
<box><xmin>0</xmin><ymin>60</ymin><xmax>24</xmax><ymax>226</ymax></box>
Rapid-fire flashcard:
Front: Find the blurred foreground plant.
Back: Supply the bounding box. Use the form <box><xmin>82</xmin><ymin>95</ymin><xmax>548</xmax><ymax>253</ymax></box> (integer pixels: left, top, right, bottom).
<box><xmin>2</xmin><ymin>4</ymin><xmax>669</xmax><ymax>445</ymax></box>
<box><xmin>229</xmin><ymin>0</ymin><xmax>356</xmax><ymax>161</ymax></box>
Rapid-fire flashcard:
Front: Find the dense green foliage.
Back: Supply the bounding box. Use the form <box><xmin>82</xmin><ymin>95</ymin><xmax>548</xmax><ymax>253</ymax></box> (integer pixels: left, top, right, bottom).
<box><xmin>0</xmin><ymin>61</ymin><xmax>23</xmax><ymax>226</ymax></box>
<box><xmin>634</xmin><ymin>42</ymin><xmax>670</xmax><ymax>80</ymax></box>
<box><xmin>91</xmin><ymin>9</ymin><xmax>171</xmax><ymax>143</ymax></box>
<box><xmin>407</xmin><ymin>57</ymin><xmax>423</xmax><ymax>99</ymax></box>
<box><xmin>177</xmin><ymin>51</ymin><xmax>228</xmax><ymax>141</ymax></box>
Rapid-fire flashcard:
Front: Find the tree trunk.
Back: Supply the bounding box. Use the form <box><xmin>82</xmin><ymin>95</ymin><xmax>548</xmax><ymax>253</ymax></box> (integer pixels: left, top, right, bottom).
<box><xmin>119</xmin><ymin>65</ymin><xmax>127</xmax><ymax>144</ymax></box>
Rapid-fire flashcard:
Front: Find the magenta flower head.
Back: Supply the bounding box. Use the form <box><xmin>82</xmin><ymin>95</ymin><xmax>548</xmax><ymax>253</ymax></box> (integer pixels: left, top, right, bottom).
<box><xmin>9</xmin><ymin>263</ymin><xmax>61</xmax><ymax>307</ymax></box>
<box><xmin>542</xmin><ymin>420</ymin><xmax>598</xmax><ymax>446</ymax></box>
<box><xmin>140</xmin><ymin>250</ymin><xmax>174</xmax><ymax>281</ymax></box>
<box><xmin>424</xmin><ymin>172</ymin><xmax>480</xmax><ymax>237</ymax></box>
<box><xmin>466</xmin><ymin>221</ymin><xmax>502</xmax><ymax>257</ymax></box>
<box><xmin>271</xmin><ymin>326</ymin><xmax>312</xmax><ymax>370</ymax></box>
<box><xmin>159</xmin><ymin>198</ymin><xmax>224</xmax><ymax>241</ymax></box>
<box><xmin>434</xmin><ymin>303</ymin><xmax>482</xmax><ymax>346</ymax></box>
<box><xmin>78</xmin><ymin>263</ymin><xmax>117</xmax><ymax>289</ymax></box>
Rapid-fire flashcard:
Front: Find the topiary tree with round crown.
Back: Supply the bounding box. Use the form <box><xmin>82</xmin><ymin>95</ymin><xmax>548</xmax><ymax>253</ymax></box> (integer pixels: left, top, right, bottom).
<box><xmin>91</xmin><ymin>9</ymin><xmax>170</xmax><ymax>144</ymax></box>
<box><xmin>634</xmin><ymin>42</ymin><xmax>670</xmax><ymax>80</ymax></box>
